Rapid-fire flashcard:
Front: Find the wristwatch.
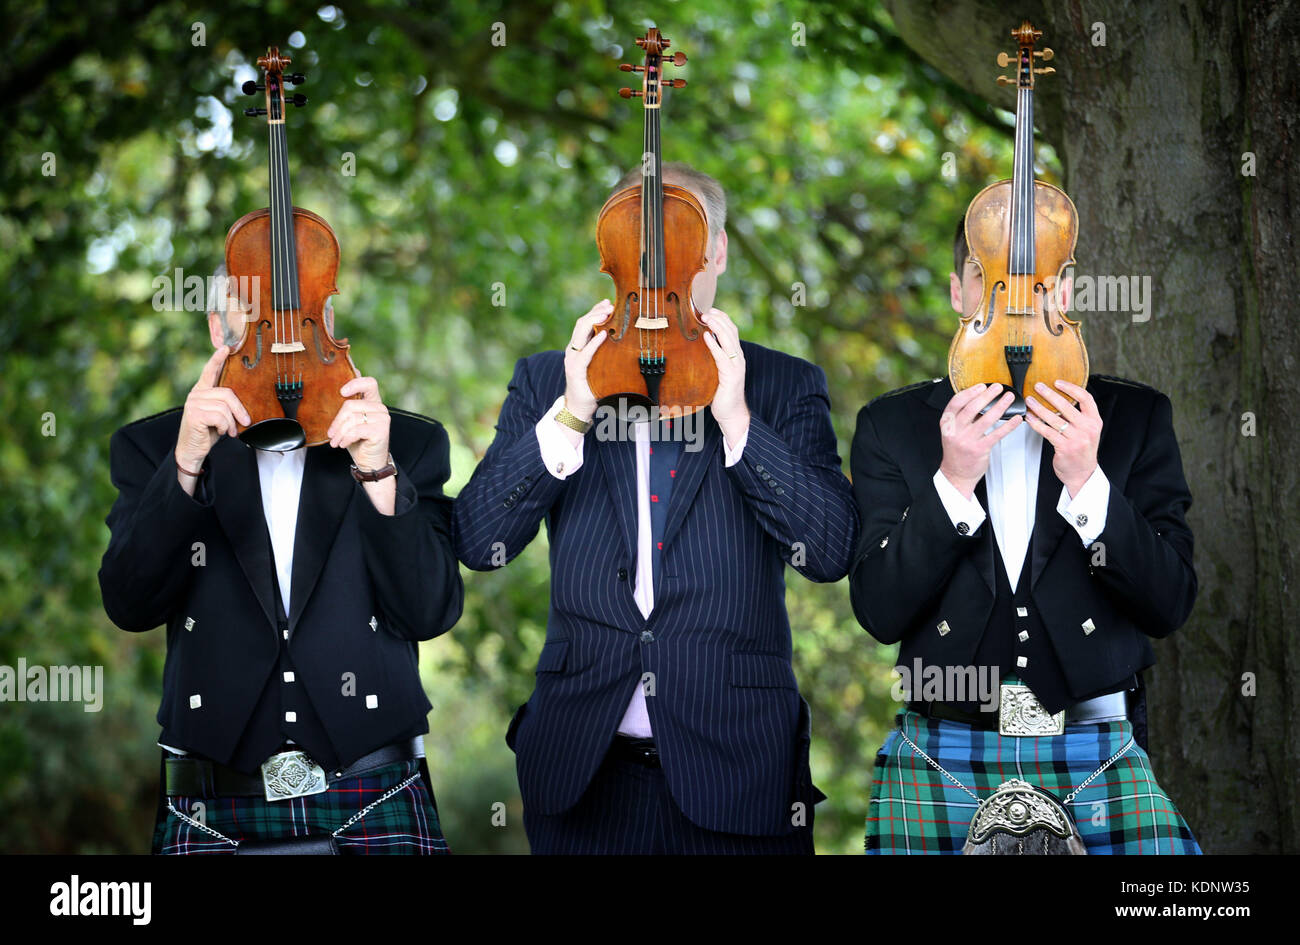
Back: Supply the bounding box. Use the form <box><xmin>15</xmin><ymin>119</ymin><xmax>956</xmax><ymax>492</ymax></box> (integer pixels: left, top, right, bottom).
<box><xmin>351</xmin><ymin>454</ymin><xmax>397</xmax><ymax>483</ymax></box>
<box><xmin>555</xmin><ymin>404</ymin><xmax>593</xmax><ymax>434</ymax></box>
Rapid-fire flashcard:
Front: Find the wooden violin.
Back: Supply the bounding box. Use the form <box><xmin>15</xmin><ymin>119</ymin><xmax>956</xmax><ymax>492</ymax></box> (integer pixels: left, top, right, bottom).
<box><xmin>589</xmin><ymin>28</ymin><xmax>716</xmax><ymax>415</ymax></box>
<box><xmin>948</xmin><ymin>21</ymin><xmax>1087</xmax><ymax>416</ymax></box>
<box><xmin>218</xmin><ymin>46</ymin><xmax>359</xmax><ymax>450</ymax></box>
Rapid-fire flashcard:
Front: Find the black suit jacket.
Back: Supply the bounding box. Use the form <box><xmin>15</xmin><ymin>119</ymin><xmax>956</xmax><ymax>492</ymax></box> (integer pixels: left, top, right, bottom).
<box><xmin>99</xmin><ymin>407</ymin><xmax>463</xmax><ymax>769</ymax></box>
<box><xmin>453</xmin><ymin>342</ymin><xmax>858</xmax><ymax>836</ymax></box>
<box><xmin>847</xmin><ymin>374</ymin><xmax>1196</xmax><ymax>712</ymax></box>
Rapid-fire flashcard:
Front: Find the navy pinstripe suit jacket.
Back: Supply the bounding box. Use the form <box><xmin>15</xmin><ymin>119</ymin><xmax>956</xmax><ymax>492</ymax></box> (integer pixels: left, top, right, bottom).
<box><xmin>454</xmin><ymin>341</ymin><xmax>858</xmax><ymax>836</ymax></box>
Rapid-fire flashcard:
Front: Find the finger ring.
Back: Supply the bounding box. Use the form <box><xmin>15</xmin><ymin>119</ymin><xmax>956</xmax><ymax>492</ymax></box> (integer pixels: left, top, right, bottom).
<box><xmin>1058</xmin><ymin>420</ymin><xmax>1069</xmax><ymax>433</ymax></box>
<box><xmin>728</xmin><ymin>351</ymin><xmax>737</xmax><ymax>360</ymax></box>
<box><xmin>569</xmin><ymin>344</ymin><xmax>582</xmax><ymax>351</ymax></box>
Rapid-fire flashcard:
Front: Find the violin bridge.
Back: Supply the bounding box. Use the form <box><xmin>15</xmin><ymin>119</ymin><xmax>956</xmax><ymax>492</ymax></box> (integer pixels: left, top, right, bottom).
<box><xmin>270</xmin><ymin>341</ymin><xmax>306</xmax><ymax>353</ymax></box>
<box><xmin>633</xmin><ymin>316</ymin><xmax>669</xmax><ymax>329</ymax></box>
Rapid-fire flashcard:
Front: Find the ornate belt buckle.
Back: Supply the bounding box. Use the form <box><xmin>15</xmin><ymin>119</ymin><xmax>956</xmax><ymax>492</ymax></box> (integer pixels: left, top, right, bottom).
<box><xmin>261</xmin><ymin>749</ymin><xmax>328</xmax><ymax>802</ymax></box>
<box><xmin>998</xmin><ymin>683</ymin><xmax>1065</xmax><ymax>737</ymax></box>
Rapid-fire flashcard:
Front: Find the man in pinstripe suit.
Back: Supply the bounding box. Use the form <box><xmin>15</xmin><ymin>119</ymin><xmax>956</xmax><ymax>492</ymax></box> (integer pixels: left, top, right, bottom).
<box><xmin>454</xmin><ymin>164</ymin><xmax>858</xmax><ymax>854</ymax></box>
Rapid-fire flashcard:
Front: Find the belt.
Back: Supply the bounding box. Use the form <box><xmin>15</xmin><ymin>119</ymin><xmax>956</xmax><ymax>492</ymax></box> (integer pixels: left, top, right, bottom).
<box><xmin>165</xmin><ymin>736</ymin><xmax>425</xmax><ymax>800</ymax></box>
<box><xmin>910</xmin><ymin>687</ymin><xmax>1129</xmax><ymax>735</ymax></box>
<box><xmin>609</xmin><ymin>735</ymin><xmax>660</xmax><ymax>768</ymax></box>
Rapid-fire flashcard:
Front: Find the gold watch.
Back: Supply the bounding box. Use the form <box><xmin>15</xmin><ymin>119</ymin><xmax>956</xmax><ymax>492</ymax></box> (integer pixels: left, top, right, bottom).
<box><xmin>555</xmin><ymin>404</ymin><xmax>593</xmax><ymax>434</ymax></box>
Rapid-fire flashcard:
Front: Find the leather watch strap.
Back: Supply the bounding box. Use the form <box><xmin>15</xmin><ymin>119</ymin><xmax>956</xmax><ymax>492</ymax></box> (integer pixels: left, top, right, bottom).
<box><xmin>351</xmin><ymin>455</ymin><xmax>396</xmax><ymax>483</ymax></box>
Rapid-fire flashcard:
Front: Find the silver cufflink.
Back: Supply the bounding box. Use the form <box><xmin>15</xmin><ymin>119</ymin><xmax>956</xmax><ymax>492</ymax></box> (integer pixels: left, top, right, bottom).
<box><xmin>1076</xmin><ymin>513</ymin><xmax>1089</xmax><ymax>527</ymax></box>
<box><xmin>184</xmin><ymin>616</ymin><xmax>195</xmax><ymax>631</ymax></box>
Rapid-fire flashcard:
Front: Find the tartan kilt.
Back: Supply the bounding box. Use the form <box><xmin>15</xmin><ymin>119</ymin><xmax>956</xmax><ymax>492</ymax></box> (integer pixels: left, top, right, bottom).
<box><xmin>155</xmin><ymin>758</ymin><xmax>450</xmax><ymax>855</ymax></box>
<box><xmin>865</xmin><ymin>711</ymin><xmax>1201</xmax><ymax>855</ymax></box>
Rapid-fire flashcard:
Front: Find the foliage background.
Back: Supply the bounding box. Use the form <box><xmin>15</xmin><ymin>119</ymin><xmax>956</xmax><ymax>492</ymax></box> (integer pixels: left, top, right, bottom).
<box><xmin>0</xmin><ymin>0</ymin><xmax>1055</xmax><ymax>853</ymax></box>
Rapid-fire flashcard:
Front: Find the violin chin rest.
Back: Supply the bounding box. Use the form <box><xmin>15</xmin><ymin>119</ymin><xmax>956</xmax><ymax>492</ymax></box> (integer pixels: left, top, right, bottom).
<box><xmin>240</xmin><ymin>418</ymin><xmax>306</xmax><ymax>452</ymax></box>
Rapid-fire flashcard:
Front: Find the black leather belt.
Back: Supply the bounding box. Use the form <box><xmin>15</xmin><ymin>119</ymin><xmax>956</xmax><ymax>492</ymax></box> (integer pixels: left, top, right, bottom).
<box><xmin>909</xmin><ymin>700</ymin><xmax>1001</xmax><ymax>728</ymax></box>
<box><xmin>609</xmin><ymin>735</ymin><xmax>660</xmax><ymax>768</ymax></box>
<box><xmin>164</xmin><ymin>737</ymin><xmax>425</xmax><ymax>797</ymax></box>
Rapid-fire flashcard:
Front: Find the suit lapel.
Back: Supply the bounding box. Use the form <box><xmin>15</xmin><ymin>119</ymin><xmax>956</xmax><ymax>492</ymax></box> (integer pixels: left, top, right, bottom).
<box><xmin>287</xmin><ymin>445</ymin><xmax>354</xmax><ymax>634</ymax></box>
<box><xmin>971</xmin><ymin>476</ymin><xmax>998</xmax><ymax>594</ymax></box>
<box><xmin>594</xmin><ymin>430</ymin><xmax>640</xmax><ymax>567</ymax></box>
<box><xmin>1029</xmin><ymin>436</ymin><xmax>1067</xmax><ymax>589</ymax></box>
<box><xmin>209</xmin><ymin>437</ymin><xmax>278</xmax><ymax>631</ymax></box>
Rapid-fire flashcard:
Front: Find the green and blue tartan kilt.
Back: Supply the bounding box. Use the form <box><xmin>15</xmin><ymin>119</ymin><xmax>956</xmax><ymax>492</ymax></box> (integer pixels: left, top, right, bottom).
<box><xmin>155</xmin><ymin>759</ymin><xmax>450</xmax><ymax>855</ymax></box>
<box><xmin>865</xmin><ymin>711</ymin><xmax>1202</xmax><ymax>855</ymax></box>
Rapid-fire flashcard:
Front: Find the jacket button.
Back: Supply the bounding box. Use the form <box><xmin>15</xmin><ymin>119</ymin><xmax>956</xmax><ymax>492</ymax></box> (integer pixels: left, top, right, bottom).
<box><xmin>618</xmin><ymin>567</ymin><xmax>628</xmax><ymax>581</ymax></box>
<box><xmin>775</xmin><ymin>487</ymin><xmax>785</xmax><ymax>496</ymax></box>
<box><xmin>640</xmin><ymin>630</ymin><xmax>654</xmax><ymax>644</ymax></box>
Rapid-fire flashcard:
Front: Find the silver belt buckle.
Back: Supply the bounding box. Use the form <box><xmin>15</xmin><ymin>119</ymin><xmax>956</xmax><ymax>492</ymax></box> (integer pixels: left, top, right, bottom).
<box><xmin>261</xmin><ymin>749</ymin><xmax>328</xmax><ymax>802</ymax></box>
<box><xmin>998</xmin><ymin>683</ymin><xmax>1065</xmax><ymax>737</ymax></box>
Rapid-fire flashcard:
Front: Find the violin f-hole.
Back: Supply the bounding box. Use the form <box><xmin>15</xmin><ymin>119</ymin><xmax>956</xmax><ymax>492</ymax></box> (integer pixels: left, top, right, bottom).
<box><xmin>241</xmin><ymin>319</ymin><xmax>271</xmax><ymax>369</ymax></box>
<box><xmin>975</xmin><ymin>280</ymin><xmax>1005</xmax><ymax>334</ymax></box>
<box><xmin>610</xmin><ymin>292</ymin><xmax>636</xmax><ymax>341</ymax></box>
<box><xmin>669</xmin><ymin>292</ymin><xmax>700</xmax><ymax>341</ymax></box>
<box><xmin>1035</xmin><ymin>282</ymin><xmax>1065</xmax><ymax>336</ymax></box>
<box><xmin>302</xmin><ymin>316</ymin><xmax>336</xmax><ymax>363</ymax></box>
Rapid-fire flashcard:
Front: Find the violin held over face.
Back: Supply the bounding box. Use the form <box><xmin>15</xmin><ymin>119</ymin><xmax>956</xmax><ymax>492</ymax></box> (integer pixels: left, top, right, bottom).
<box><xmin>218</xmin><ymin>46</ymin><xmax>359</xmax><ymax>451</ymax></box>
<box><xmin>948</xmin><ymin>21</ymin><xmax>1087</xmax><ymax>418</ymax></box>
<box><xmin>589</xmin><ymin>28</ymin><xmax>716</xmax><ymax>416</ymax></box>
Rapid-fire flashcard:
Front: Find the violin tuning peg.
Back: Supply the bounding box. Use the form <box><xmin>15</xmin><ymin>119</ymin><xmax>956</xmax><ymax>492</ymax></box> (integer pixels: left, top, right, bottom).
<box><xmin>287</xmin><ymin>72</ymin><xmax>306</xmax><ymax>85</ymax></box>
<box><xmin>1034</xmin><ymin>48</ymin><xmax>1054</xmax><ymax>61</ymax></box>
<box><xmin>290</xmin><ymin>93</ymin><xmax>307</xmax><ymax>106</ymax></box>
<box><xmin>996</xmin><ymin>52</ymin><xmax>1012</xmax><ymax>67</ymax></box>
<box><xmin>1033</xmin><ymin>67</ymin><xmax>1056</xmax><ymax>75</ymax></box>
<box><xmin>661</xmin><ymin>78</ymin><xmax>686</xmax><ymax>89</ymax></box>
<box><xmin>668</xmin><ymin>51</ymin><xmax>687</xmax><ymax>66</ymax></box>
<box><xmin>996</xmin><ymin>75</ymin><xmax>1015</xmax><ymax>86</ymax></box>
<box><xmin>244</xmin><ymin>107</ymin><xmax>268</xmax><ymax>117</ymax></box>
<box><xmin>241</xmin><ymin>80</ymin><xmax>265</xmax><ymax>95</ymax></box>
<box><xmin>618</xmin><ymin>87</ymin><xmax>644</xmax><ymax>99</ymax></box>
<box><xmin>619</xmin><ymin>63</ymin><xmax>645</xmax><ymax>72</ymax></box>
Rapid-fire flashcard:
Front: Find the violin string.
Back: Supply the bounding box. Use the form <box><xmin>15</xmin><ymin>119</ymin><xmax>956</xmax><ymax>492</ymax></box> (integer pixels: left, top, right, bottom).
<box><xmin>271</xmin><ymin>83</ymin><xmax>286</xmax><ymax>392</ymax></box>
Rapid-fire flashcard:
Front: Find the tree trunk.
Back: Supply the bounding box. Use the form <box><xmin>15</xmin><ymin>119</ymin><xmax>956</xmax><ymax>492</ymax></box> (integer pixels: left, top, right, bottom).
<box><xmin>883</xmin><ymin>0</ymin><xmax>1300</xmax><ymax>853</ymax></box>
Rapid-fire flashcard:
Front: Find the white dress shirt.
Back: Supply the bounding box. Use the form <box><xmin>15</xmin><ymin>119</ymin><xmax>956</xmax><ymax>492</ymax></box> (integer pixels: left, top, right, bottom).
<box><xmin>535</xmin><ymin>396</ymin><xmax>746</xmax><ymax>736</ymax></box>
<box><xmin>255</xmin><ymin>447</ymin><xmax>308</xmax><ymax>615</ymax></box>
<box><xmin>932</xmin><ymin>421</ymin><xmax>1110</xmax><ymax>590</ymax></box>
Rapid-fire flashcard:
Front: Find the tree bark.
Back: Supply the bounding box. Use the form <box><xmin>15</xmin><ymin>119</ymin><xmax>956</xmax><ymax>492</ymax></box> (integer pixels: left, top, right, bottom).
<box><xmin>883</xmin><ymin>0</ymin><xmax>1300</xmax><ymax>853</ymax></box>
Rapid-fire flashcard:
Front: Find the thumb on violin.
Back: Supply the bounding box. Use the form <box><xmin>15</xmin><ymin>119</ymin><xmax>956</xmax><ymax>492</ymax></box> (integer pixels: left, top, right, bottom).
<box><xmin>340</xmin><ymin>376</ymin><xmax>381</xmax><ymax>401</ymax></box>
<box><xmin>197</xmin><ymin>345</ymin><xmax>230</xmax><ymax>390</ymax></box>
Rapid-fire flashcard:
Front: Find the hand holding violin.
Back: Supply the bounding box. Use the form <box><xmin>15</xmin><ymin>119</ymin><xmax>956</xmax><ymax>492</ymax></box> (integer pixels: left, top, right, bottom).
<box><xmin>327</xmin><ymin>376</ymin><xmax>396</xmax><ymax>515</ymax></box>
<box><xmin>175</xmin><ymin>346</ymin><xmax>252</xmax><ymax>494</ymax></box>
<box><xmin>701</xmin><ymin>308</ymin><xmax>749</xmax><ymax>449</ymax></box>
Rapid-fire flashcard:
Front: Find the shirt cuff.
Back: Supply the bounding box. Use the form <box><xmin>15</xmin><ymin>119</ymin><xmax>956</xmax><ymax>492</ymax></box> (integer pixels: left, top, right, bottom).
<box><xmin>535</xmin><ymin>396</ymin><xmax>585</xmax><ymax>480</ymax></box>
<box><xmin>722</xmin><ymin>428</ymin><xmax>748</xmax><ymax>467</ymax></box>
<box><xmin>931</xmin><ymin>469</ymin><xmax>986</xmax><ymax>536</ymax></box>
<box><xmin>1057</xmin><ymin>466</ymin><xmax>1110</xmax><ymax>545</ymax></box>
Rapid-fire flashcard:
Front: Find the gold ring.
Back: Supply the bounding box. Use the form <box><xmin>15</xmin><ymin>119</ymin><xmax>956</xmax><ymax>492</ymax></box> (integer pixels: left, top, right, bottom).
<box><xmin>569</xmin><ymin>344</ymin><xmax>582</xmax><ymax>352</ymax></box>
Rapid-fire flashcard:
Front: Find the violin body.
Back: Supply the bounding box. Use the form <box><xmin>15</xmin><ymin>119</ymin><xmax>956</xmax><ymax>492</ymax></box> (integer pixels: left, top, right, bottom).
<box><xmin>220</xmin><ymin>206</ymin><xmax>358</xmax><ymax>447</ymax></box>
<box><xmin>217</xmin><ymin>46</ymin><xmax>359</xmax><ymax>451</ymax></box>
<box><xmin>948</xmin><ymin>21</ymin><xmax>1087</xmax><ymax>415</ymax></box>
<box><xmin>591</xmin><ymin>182</ymin><xmax>716</xmax><ymax>414</ymax></box>
<box><xmin>948</xmin><ymin>178</ymin><xmax>1087</xmax><ymax>399</ymax></box>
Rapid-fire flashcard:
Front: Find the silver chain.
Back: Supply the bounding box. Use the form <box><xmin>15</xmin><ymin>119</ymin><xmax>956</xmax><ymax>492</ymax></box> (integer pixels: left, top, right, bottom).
<box><xmin>895</xmin><ymin>725</ymin><xmax>1134</xmax><ymax>806</ymax></box>
<box><xmin>165</xmin><ymin>771</ymin><xmax>421</xmax><ymax>848</ymax></box>
<box><xmin>331</xmin><ymin>773</ymin><xmax>420</xmax><ymax>837</ymax></box>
